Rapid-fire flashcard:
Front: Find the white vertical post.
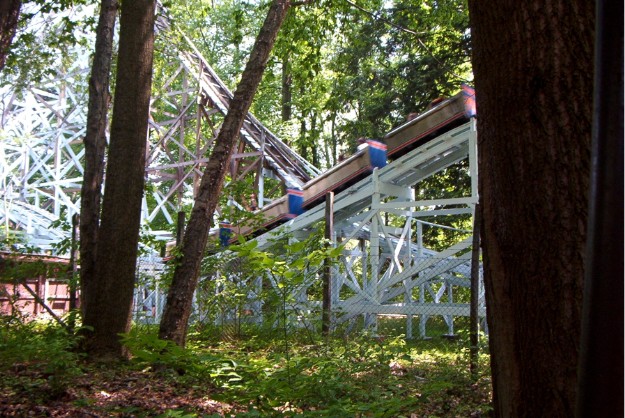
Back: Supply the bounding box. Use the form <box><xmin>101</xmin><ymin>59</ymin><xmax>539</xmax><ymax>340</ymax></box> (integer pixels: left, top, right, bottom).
<box><xmin>22</xmin><ymin>145</ymin><xmax>29</xmax><ymax>201</ymax></box>
<box><xmin>322</xmin><ymin>192</ymin><xmax>334</xmax><ymax>336</ymax></box>
<box><xmin>258</xmin><ymin>132</ymin><xmax>265</xmax><ymax>209</ymax></box>
<box><xmin>405</xmin><ymin>188</ymin><xmax>415</xmax><ymax>339</ymax></box>
<box><xmin>416</xmin><ymin>221</ymin><xmax>428</xmax><ymax>338</ymax></box>
<box><xmin>155</xmin><ymin>280</ymin><xmax>160</xmax><ymax>322</ymax></box>
<box><xmin>447</xmin><ymin>283</ymin><xmax>455</xmax><ymax>336</ymax></box>
<box><xmin>258</xmin><ymin>170</ymin><xmax>265</xmax><ymax>209</ymax></box>
<box><xmin>367</xmin><ymin>169</ymin><xmax>380</xmax><ymax>332</ymax></box>
<box><xmin>359</xmin><ymin>237</ymin><xmax>367</xmax><ymax>324</ymax></box>
<box><xmin>332</xmin><ymin>230</ymin><xmax>340</xmax><ymax>306</ymax></box>
<box><xmin>468</xmin><ymin>118</ymin><xmax>479</xmax><ymax>200</ymax></box>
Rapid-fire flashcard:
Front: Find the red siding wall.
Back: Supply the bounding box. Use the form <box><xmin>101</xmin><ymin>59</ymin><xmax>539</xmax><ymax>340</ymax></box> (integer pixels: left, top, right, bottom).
<box><xmin>0</xmin><ymin>252</ymin><xmax>77</xmax><ymax>319</ymax></box>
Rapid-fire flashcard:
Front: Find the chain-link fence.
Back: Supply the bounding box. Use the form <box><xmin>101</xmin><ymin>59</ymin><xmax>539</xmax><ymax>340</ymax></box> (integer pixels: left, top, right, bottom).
<box><xmin>133</xmin><ymin>253</ymin><xmax>167</xmax><ymax>325</ymax></box>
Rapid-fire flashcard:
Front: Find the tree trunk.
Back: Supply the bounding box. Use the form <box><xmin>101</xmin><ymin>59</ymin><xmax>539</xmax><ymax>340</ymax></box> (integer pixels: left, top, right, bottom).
<box><xmin>299</xmin><ymin>118</ymin><xmax>307</xmax><ymax>160</ymax></box>
<box><xmin>281</xmin><ymin>55</ymin><xmax>292</xmax><ymax>122</ymax></box>
<box><xmin>83</xmin><ymin>0</ymin><xmax>156</xmax><ymax>359</ymax></box>
<box><xmin>79</xmin><ymin>0</ymin><xmax>118</xmax><ymax>324</ymax></box>
<box><xmin>0</xmin><ymin>0</ymin><xmax>21</xmax><ymax>71</ymax></box>
<box><xmin>159</xmin><ymin>0</ymin><xmax>291</xmax><ymax>347</ymax></box>
<box><xmin>468</xmin><ymin>1</ymin><xmax>594</xmax><ymax>416</ymax></box>
<box><xmin>310</xmin><ymin>113</ymin><xmax>319</xmax><ymax>167</ymax></box>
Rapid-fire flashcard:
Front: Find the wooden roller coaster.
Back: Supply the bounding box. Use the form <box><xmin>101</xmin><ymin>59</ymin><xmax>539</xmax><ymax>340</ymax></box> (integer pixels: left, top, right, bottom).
<box><xmin>230</xmin><ymin>86</ymin><xmax>476</xmax><ymax>240</ymax></box>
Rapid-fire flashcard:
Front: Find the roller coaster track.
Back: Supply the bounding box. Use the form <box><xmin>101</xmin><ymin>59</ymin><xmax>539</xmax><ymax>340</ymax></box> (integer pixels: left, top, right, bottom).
<box><xmin>137</xmin><ymin>118</ymin><xmax>485</xmax><ymax>337</ymax></box>
<box><xmin>241</xmin><ymin>119</ymin><xmax>484</xmax><ymax>337</ymax></box>
<box><xmin>0</xmin><ymin>4</ymin><xmax>484</xmax><ymax>336</ymax></box>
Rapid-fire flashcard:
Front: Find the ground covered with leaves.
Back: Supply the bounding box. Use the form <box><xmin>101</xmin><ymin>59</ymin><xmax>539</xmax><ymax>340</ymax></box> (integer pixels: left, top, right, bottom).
<box><xmin>0</xmin><ymin>319</ymin><xmax>492</xmax><ymax>417</ymax></box>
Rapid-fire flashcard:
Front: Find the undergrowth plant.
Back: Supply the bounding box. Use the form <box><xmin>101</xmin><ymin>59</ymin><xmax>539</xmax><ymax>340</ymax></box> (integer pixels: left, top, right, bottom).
<box><xmin>0</xmin><ymin>317</ymin><xmax>492</xmax><ymax>416</ymax></box>
<box><xmin>120</xmin><ymin>327</ymin><xmax>243</xmax><ymax>389</ymax></box>
<box><xmin>182</xmin><ymin>328</ymin><xmax>492</xmax><ymax>417</ymax></box>
<box><xmin>0</xmin><ymin>318</ymin><xmax>84</xmax><ymax>399</ymax></box>
<box><xmin>197</xmin><ymin>223</ymin><xmax>341</xmax><ymax>343</ymax></box>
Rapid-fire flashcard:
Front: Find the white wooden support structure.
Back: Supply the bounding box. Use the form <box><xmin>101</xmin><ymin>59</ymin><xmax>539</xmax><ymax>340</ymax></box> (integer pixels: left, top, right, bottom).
<box><xmin>0</xmin><ymin>3</ymin><xmax>484</xmax><ymax>338</ymax></box>
<box><xmin>0</xmin><ymin>4</ymin><xmax>318</xmax><ymax>252</ymax></box>
<box><xmin>250</xmin><ymin>120</ymin><xmax>485</xmax><ymax>338</ymax></box>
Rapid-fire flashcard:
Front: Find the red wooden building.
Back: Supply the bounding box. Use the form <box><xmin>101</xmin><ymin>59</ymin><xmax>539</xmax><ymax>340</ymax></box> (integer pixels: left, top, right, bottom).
<box><xmin>0</xmin><ymin>252</ymin><xmax>77</xmax><ymax>319</ymax></box>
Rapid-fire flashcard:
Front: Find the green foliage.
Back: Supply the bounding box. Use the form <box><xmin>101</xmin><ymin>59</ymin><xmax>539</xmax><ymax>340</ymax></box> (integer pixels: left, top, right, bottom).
<box><xmin>156</xmin><ymin>411</ymin><xmax>199</xmax><ymax>418</ymax></box>
<box><xmin>0</xmin><ymin>232</ymin><xmax>42</xmax><ymax>255</ymax></box>
<box><xmin>161</xmin><ymin>0</ymin><xmax>472</xmax><ymax>169</ymax></box>
<box><xmin>0</xmin><ymin>318</ymin><xmax>84</xmax><ymax>399</ymax></box>
<box><xmin>121</xmin><ymin>327</ymin><xmax>243</xmax><ymax>388</ymax></box>
<box><xmin>121</xmin><ymin>328</ymin><xmax>193</xmax><ymax>369</ymax></box>
<box><xmin>0</xmin><ymin>317</ymin><xmax>491</xmax><ymax>415</ymax></box>
<box><xmin>196</xmin><ymin>224</ymin><xmax>340</xmax><ymax>339</ymax></box>
<box><xmin>48</xmin><ymin>212</ymin><xmax>78</xmax><ymax>256</ymax></box>
<box><xmin>4</xmin><ymin>1</ymin><xmax>97</xmax><ymax>89</ymax></box>
<box><xmin>185</xmin><ymin>329</ymin><xmax>492</xmax><ymax>417</ymax></box>
<box><xmin>138</xmin><ymin>223</ymin><xmax>162</xmax><ymax>256</ymax></box>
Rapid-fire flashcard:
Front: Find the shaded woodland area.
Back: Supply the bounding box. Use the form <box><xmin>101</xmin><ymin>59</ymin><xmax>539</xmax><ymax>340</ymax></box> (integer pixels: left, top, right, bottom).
<box><xmin>0</xmin><ymin>0</ymin><xmax>622</xmax><ymax>416</ymax></box>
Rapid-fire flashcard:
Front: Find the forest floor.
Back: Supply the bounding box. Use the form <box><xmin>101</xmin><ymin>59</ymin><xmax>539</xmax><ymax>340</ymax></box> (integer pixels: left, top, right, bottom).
<box><xmin>0</xmin><ymin>320</ymin><xmax>492</xmax><ymax>417</ymax></box>
<box><xmin>0</xmin><ymin>364</ymin><xmax>237</xmax><ymax>417</ymax></box>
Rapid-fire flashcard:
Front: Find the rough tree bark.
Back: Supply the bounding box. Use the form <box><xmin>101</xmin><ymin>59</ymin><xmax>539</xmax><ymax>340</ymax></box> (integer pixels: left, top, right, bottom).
<box><xmin>0</xmin><ymin>0</ymin><xmax>21</xmax><ymax>71</ymax></box>
<box><xmin>83</xmin><ymin>0</ymin><xmax>156</xmax><ymax>358</ymax></box>
<box><xmin>79</xmin><ymin>0</ymin><xmax>118</xmax><ymax>323</ymax></box>
<box><xmin>159</xmin><ymin>0</ymin><xmax>291</xmax><ymax>347</ymax></box>
<box><xmin>468</xmin><ymin>1</ymin><xmax>594</xmax><ymax>416</ymax></box>
<box><xmin>281</xmin><ymin>55</ymin><xmax>292</xmax><ymax>122</ymax></box>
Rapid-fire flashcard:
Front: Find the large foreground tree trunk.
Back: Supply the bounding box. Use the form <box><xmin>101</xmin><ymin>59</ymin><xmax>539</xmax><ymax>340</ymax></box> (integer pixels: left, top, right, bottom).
<box><xmin>80</xmin><ymin>0</ymin><xmax>118</xmax><ymax>323</ymax></box>
<box><xmin>159</xmin><ymin>0</ymin><xmax>291</xmax><ymax>347</ymax></box>
<box><xmin>468</xmin><ymin>1</ymin><xmax>594</xmax><ymax>416</ymax></box>
<box><xmin>0</xmin><ymin>0</ymin><xmax>21</xmax><ymax>71</ymax></box>
<box><xmin>83</xmin><ymin>0</ymin><xmax>156</xmax><ymax>358</ymax></box>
